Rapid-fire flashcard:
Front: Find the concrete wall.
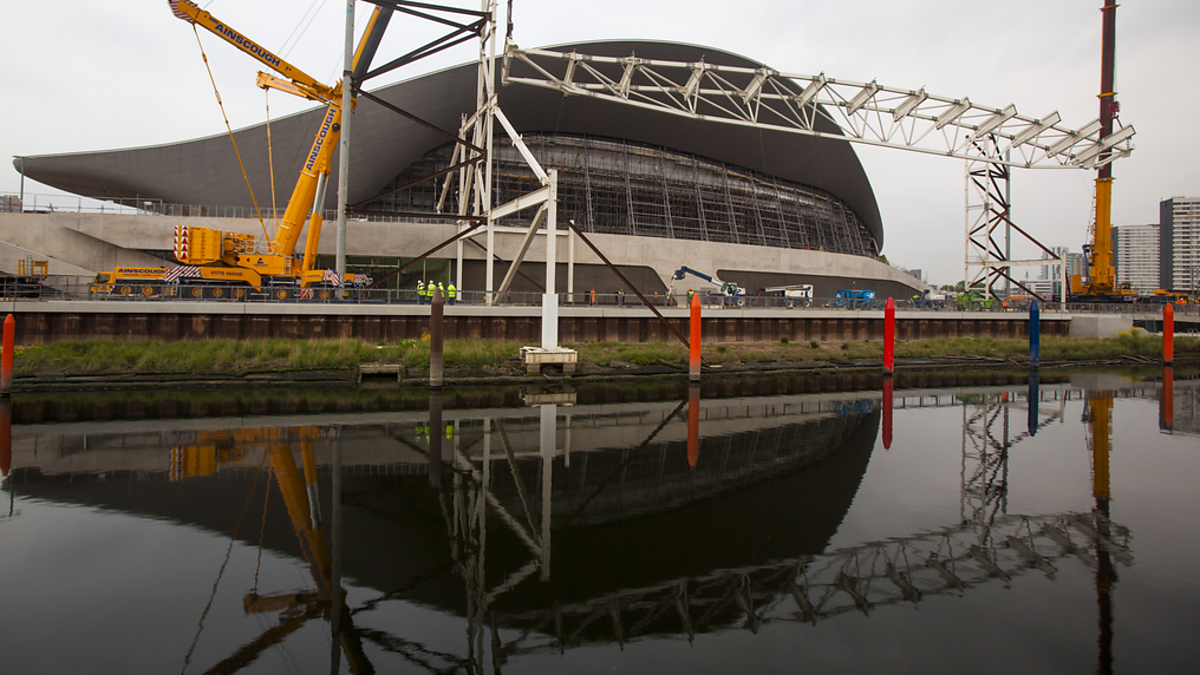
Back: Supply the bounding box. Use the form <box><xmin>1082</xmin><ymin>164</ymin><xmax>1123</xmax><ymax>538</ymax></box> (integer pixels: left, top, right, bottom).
<box><xmin>1069</xmin><ymin>314</ymin><xmax>1133</xmax><ymax>338</ymax></box>
<box><xmin>0</xmin><ymin>213</ymin><xmax>926</xmax><ymax>300</ymax></box>
<box><xmin>0</xmin><ymin>213</ymin><xmax>168</xmax><ymax>275</ymax></box>
<box><xmin>0</xmin><ymin>300</ymin><xmax>1066</xmax><ymax>346</ymax></box>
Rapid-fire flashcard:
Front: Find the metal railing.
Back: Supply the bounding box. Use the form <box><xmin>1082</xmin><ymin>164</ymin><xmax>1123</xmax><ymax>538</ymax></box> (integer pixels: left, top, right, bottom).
<box><xmin>1</xmin><ymin>193</ymin><xmax>463</xmax><ymax>225</ymax></box>
<box><xmin>2</xmin><ymin>276</ymin><xmax>1197</xmax><ymax>320</ymax></box>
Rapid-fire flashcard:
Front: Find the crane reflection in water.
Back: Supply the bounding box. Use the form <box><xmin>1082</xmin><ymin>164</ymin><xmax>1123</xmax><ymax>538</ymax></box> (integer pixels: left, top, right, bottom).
<box><xmin>3</xmin><ymin>367</ymin><xmax>1192</xmax><ymax>673</ymax></box>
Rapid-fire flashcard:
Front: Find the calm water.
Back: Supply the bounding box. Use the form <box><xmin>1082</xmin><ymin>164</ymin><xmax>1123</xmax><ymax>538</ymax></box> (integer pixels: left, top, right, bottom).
<box><xmin>2</xmin><ymin>369</ymin><xmax>1198</xmax><ymax>674</ymax></box>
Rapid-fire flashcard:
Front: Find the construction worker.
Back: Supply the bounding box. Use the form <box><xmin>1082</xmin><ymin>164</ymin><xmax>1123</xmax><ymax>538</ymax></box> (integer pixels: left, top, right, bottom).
<box><xmin>416</xmin><ymin>280</ymin><xmax>425</xmax><ymax>304</ymax></box>
<box><xmin>617</xmin><ymin>288</ymin><xmax>625</xmax><ymax>306</ymax></box>
<box><xmin>447</xmin><ymin>281</ymin><xmax>456</xmax><ymax>304</ymax></box>
<box><xmin>590</xmin><ymin>287</ymin><xmax>596</xmax><ymax>306</ymax></box>
<box><xmin>437</xmin><ymin>282</ymin><xmax>445</xmax><ymax>303</ymax></box>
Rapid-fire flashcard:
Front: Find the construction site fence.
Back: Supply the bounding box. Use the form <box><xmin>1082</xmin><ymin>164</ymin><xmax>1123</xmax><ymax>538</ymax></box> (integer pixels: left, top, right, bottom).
<box><xmin>2</xmin><ymin>276</ymin><xmax>1198</xmax><ymax>318</ymax></box>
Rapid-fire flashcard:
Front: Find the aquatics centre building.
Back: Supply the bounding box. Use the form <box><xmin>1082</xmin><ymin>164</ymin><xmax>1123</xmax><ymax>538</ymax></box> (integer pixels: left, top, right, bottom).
<box><xmin>9</xmin><ymin>40</ymin><xmax>926</xmax><ymax>301</ymax></box>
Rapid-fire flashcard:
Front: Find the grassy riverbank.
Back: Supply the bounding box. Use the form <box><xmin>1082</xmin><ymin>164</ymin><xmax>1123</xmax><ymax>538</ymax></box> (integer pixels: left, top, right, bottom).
<box><xmin>12</xmin><ymin>331</ymin><xmax>1197</xmax><ymax>378</ymax></box>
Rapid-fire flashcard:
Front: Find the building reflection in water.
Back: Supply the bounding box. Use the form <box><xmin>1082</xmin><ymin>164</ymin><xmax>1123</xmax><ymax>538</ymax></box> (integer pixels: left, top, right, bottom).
<box><xmin>7</xmin><ymin>370</ymin><xmax>1194</xmax><ymax>672</ymax></box>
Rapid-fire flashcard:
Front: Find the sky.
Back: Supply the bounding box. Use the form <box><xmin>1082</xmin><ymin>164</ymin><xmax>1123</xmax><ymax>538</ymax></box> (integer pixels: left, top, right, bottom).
<box><xmin>4</xmin><ymin>0</ymin><xmax>1199</xmax><ymax>286</ymax></box>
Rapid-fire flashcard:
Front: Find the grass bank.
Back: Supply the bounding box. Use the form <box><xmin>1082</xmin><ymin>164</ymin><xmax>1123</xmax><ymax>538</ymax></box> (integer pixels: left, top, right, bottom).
<box><xmin>11</xmin><ymin>331</ymin><xmax>1196</xmax><ymax>378</ymax></box>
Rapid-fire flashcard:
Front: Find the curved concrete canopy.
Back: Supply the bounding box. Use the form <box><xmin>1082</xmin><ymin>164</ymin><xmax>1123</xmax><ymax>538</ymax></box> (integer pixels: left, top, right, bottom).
<box><xmin>15</xmin><ymin>40</ymin><xmax>884</xmax><ymax>248</ymax></box>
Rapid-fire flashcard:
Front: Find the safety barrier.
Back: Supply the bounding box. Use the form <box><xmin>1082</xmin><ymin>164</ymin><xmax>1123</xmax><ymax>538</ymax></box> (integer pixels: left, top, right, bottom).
<box><xmin>2</xmin><ymin>275</ymin><xmax>1197</xmax><ymax>318</ymax></box>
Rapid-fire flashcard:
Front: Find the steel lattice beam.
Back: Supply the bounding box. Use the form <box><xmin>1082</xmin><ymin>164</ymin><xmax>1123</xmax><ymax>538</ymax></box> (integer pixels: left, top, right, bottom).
<box><xmin>502</xmin><ymin>44</ymin><xmax>1135</xmax><ymax>170</ymax></box>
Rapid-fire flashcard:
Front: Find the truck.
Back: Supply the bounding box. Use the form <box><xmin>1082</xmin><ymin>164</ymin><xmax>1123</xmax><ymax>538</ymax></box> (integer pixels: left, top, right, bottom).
<box><xmin>671</xmin><ymin>266</ymin><xmax>747</xmax><ymax>306</ymax></box>
<box><xmin>89</xmin><ymin>1</ymin><xmax>394</xmax><ymax>297</ymax></box>
<box><xmin>760</xmin><ymin>283</ymin><xmax>814</xmax><ymax>308</ymax></box>
<box><xmin>828</xmin><ymin>289</ymin><xmax>876</xmax><ymax>309</ymax></box>
<box><xmin>910</xmin><ymin>289</ymin><xmax>949</xmax><ymax>309</ymax></box>
<box><xmin>89</xmin><ymin>265</ymin><xmax>371</xmax><ymax>300</ymax></box>
<box><xmin>956</xmin><ymin>288</ymin><xmax>997</xmax><ymax>311</ymax></box>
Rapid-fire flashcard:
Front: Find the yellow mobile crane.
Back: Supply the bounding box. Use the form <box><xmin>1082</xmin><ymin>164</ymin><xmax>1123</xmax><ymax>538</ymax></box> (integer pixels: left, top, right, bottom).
<box><xmin>157</xmin><ymin>0</ymin><xmax>392</xmax><ymax>293</ymax></box>
<box><xmin>1070</xmin><ymin>2</ymin><xmax>1136</xmax><ymax>303</ymax></box>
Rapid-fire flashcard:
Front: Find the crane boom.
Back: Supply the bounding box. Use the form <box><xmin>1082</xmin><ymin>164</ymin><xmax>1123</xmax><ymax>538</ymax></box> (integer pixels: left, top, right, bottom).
<box><xmin>1077</xmin><ymin>0</ymin><xmax>1126</xmax><ymax>300</ymax></box>
<box><xmin>169</xmin><ymin>0</ymin><xmax>335</xmax><ymax>101</ymax></box>
<box><xmin>160</xmin><ymin>0</ymin><xmax>392</xmax><ymax>289</ymax></box>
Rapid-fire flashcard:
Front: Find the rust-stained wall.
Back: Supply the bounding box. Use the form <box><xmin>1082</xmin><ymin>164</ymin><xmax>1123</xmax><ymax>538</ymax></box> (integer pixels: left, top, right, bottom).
<box><xmin>5</xmin><ymin>306</ymin><xmax>1065</xmax><ymax>345</ymax></box>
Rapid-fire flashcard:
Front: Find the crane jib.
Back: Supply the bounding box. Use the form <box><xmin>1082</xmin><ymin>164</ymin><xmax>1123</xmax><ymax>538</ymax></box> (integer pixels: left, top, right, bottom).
<box><xmin>306</xmin><ymin>107</ymin><xmax>339</xmax><ymax>172</ymax></box>
<box><xmin>210</xmin><ymin>22</ymin><xmax>282</xmax><ymax>68</ymax></box>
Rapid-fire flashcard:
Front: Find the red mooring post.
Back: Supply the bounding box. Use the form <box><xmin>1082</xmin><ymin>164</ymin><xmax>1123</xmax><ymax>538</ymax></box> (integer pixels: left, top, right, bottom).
<box><xmin>689</xmin><ymin>293</ymin><xmax>701</xmax><ymax>382</ymax></box>
<box><xmin>882</xmin><ymin>378</ymin><xmax>893</xmax><ymax>450</ymax></box>
<box><xmin>1</xmin><ymin>314</ymin><xmax>14</xmax><ymax>396</ymax></box>
<box><xmin>0</xmin><ymin>399</ymin><xmax>11</xmax><ymax>478</ymax></box>
<box><xmin>687</xmin><ymin>384</ymin><xmax>700</xmax><ymax>468</ymax></box>
<box><xmin>883</xmin><ymin>297</ymin><xmax>895</xmax><ymax>375</ymax></box>
<box><xmin>1163</xmin><ymin>303</ymin><xmax>1174</xmax><ymax>364</ymax></box>
<box><xmin>1162</xmin><ymin>366</ymin><xmax>1174</xmax><ymax>432</ymax></box>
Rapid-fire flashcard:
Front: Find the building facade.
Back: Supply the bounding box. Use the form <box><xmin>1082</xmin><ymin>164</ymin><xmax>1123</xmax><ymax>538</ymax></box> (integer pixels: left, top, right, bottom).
<box><xmin>1114</xmin><ymin>223</ymin><xmax>1160</xmax><ymax>293</ymax></box>
<box><xmin>1160</xmin><ymin>197</ymin><xmax>1200</xmax><ymax>292</ymax></box>
<box><xmin>8</xmin><ymin>40</ymin><xmax>928</xmax><ymax>300</ymax></box>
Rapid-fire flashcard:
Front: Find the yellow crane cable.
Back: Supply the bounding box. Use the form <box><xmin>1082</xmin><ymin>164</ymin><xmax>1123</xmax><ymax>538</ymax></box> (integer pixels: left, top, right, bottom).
<box><xmin>192</xmin><ymin>25</ymin><xmax>270</xmax><ymax>242</ymax></box>
<box><xmin>265</xmin><ymin>89</ymin><xmax>277</xmax><ymax>232</ymax></box>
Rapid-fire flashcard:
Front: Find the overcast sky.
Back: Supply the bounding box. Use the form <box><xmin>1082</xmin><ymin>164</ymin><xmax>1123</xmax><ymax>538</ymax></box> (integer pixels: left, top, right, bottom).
<box><xmin>4</xmin><ymin>0</ymin><xmax>1198</xmax><ymax>286</ymax></box>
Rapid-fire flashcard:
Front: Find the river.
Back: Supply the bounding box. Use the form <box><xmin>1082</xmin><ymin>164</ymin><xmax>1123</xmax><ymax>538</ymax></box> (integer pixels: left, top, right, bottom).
<box><xmin>1</xmin><ymin>367</ymin><xmax>1197</xmax><ymax>674</ymax></box>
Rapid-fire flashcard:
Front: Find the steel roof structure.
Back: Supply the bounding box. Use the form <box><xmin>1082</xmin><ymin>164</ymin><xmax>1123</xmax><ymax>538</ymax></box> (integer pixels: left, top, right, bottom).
<box><xmin>15</xmin><ymin>40</ymin><xmax>886</xmax><ymax>247</ymax></box>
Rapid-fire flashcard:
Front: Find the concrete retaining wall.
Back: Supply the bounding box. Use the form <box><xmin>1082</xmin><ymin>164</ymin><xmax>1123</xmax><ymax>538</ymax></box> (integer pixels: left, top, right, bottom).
<box><xmin>0</xmin><ymin>301</ymin><xmax>1067</xmax><ymax>345</ymax></box>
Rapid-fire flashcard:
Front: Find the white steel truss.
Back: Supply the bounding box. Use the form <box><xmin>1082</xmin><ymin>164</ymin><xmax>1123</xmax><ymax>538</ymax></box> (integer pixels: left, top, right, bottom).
<box><xmin>963</xmin><ymin>142</ymin><xmax>1065</xmax><ymax>300</ymax></box>
<box><xmin>502</xmin><ymin>45</ymin><xmax>1134</xmax><ymax>170</ymax></box>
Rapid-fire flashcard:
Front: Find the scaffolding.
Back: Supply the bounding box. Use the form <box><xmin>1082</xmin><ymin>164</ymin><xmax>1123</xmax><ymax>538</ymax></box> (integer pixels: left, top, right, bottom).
<box><xmin>375</xmin><ymin>133</ymin><xmax>879</xmax><ymax>257</ymax></box>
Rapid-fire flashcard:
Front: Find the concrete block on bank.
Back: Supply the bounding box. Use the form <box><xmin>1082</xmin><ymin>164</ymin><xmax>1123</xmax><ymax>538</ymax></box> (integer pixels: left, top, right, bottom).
<box><xmin>522</xmin><ymin>346</ymin><xmax>578</xmax><ymax>374</ymax></box>
<box><xmin>1069</xmin><ymin>314</ymin><xmax>1132</xmax><ymax>338</ymax></box>
<box><xmin>358</xmin><ymin>363</ymin><xmax>402</xmax><ymax>384</ymax></box>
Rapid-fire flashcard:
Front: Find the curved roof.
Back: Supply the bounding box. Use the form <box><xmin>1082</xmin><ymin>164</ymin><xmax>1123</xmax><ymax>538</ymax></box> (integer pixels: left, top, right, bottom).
<box><xmin>15</xmin><ymin>40</ymin><xmax>883</xmax><ymax>247</ymax></box>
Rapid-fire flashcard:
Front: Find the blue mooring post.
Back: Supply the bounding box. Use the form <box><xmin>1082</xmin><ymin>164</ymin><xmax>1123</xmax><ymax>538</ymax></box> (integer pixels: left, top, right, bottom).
<box><xmin>1028</xmin><ymin>370</ymin><xmax>1040</xmax><ymax>437</ymax></box>
<box><xmin>1029</xmin><ymin>300</ymin><xmax>1040</xmax><ymax>368</ymax></box>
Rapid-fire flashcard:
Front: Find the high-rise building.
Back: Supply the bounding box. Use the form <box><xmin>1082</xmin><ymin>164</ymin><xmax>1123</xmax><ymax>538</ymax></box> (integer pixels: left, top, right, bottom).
<box><xmin>1032</xmin><ymin>246</ymin><xmax>1072</xmax><ymax>298</ymax></box>
<box><xmin>1040</xmin><ymin>246</ymin><xmax>1069</xmax><ymax>281</ymax></box>
<box><xmin>1114</xmin><ymin>223</ymin><xmax>1160</xmax><ymax>293</ymax></box>
<box><xmin>1161</xmin><ymin>197</ymin><xmax>1200</xmax><ymax>291</ymax></box>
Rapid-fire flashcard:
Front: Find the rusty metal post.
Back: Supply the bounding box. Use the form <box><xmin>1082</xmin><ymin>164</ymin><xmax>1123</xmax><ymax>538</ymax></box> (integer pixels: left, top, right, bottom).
<box><xmin>430</xmin><ymin>288</ymin><xmax>444</xmax><ymax>387</ymax></box>
<box><xmin>428</xmin><ymin>389</ymin><xmax>443</xmax><ymax>489</ymax></box>
<box><xmin>1</xmin><ymin>314</ymin><xmax>13</xmax><ymax>396</ymax></box>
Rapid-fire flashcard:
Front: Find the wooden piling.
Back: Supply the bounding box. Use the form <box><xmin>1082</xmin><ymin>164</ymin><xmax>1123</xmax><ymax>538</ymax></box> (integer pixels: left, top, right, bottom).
<box><xmin>430</xmin><ymin>289</ymin><xmax>444</xmax><ymax>387</ymax></box>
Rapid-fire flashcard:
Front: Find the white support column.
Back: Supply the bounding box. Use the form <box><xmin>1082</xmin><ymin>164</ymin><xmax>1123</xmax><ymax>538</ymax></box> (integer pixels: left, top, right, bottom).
<box><xmin>564</xmin><ymin>413</ymin><xmax>572</xmax><ymax>468</ymax></box>
<box><xmin>335</xmin><ymin>0</ymin><xmax>355</xmax><ymax>292</ymax></box>
<box><xmin>542</xmin><ymin>170</ymin><xmax>558</xmax><ymax>349</ymax></box>
<box><xmin>567</xmin><ymin>222</ymin><xmax>575</xmax><ymax>302</ymax></box>
<box><xmin>456</xmin><ymin>227</ymin><xmax>464</xmax><ymax>292</ymax></box>
<box><xmin>539</xmin><ymin>403</ymin><xmax>555</xmax><ymax>582</ymax></box>
<box><xmin>484</xmin><ymin>108</ymin><xmax>496</xmax><ymax>306</ymax></box>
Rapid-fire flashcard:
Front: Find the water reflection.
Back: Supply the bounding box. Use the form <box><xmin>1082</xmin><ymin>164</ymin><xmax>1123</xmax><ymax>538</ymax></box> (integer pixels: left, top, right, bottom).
<box><xmin>1161</xmin><ymin>366</ymin><xmax>1174</xmax><ymax>433</ymax></box>
<box><xmin>3</xmin><ymin>369</ymin><xmax>1199</xmax><ymax>673</ymax></box>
